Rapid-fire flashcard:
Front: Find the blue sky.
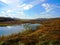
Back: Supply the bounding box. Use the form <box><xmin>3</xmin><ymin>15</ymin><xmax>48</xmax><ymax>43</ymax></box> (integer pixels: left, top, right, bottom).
<box><xmin>0</xmin><ymin>0</ymin><xmax>60</xmax><ymax>19</ymax></box>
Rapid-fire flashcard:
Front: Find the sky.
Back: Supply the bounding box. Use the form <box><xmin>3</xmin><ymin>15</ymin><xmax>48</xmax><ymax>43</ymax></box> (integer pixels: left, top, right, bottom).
<box><xmin>0</xmin><ymin>0</ymin><xmax>60</xmax><ymax>19</ymax></box>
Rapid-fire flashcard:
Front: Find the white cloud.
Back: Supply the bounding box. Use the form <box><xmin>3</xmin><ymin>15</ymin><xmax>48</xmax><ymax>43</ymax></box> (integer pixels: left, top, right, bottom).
<box><xmin>17</xmin><ymin>4</ymin><xmax>26</xmax><ymax>8</ymax></box>
<box><xmin>39</xmin><ymin>4</ymin><xmax>60</xmax><ymax>18</ymax></box>
<box><xmin>0</xmin><ymin>0</ymin><xmax>19</xmax><ymax>4</ymax></box>
<box><xmin>39</xmin><ymin>14</ymin><xmax>53</xmax><ymax>18</ymax></box>
<box><xmin>42</xmin><ymin>3</ymin><xmax>53</xmax><ymax>12</ymax></box>
<box><xmin>21</xmin><ymin>0</ymin><xmax>45</xmax><ymax>10</ymax></box>
<box><xmin>9</xmin><ymin>11</ymin><xmax>26</xmax><ymax>18</ymax></box>
<box><xmin>23</xmin><ymin>4</ymin><xmax>33</xmax><ymax>10</ymax></box>
<box><xmin>30</xmin><ymin>0</ymin><xmax>45</xmax><ymax>6</ymax></box>
<box><xmin>51</xmin><ymin>4</ymin><xmax>60</xmax><ymax>8</ymax></box>
<box><xmin>16</xmin><ymin>11</ymin><xmax>25</xmax><ymax>16</ymax></box>
<box><xmin>0</xmin><ymin>0</ymin><xmax>11</xmax><ymax>4</ymax></box>
<box><xmin>1</xmin><ymin>11</ymin><xmax>5</xmax><ymax>14</ymax></box>
<box><xmin>0</xmin><ymin>0</ymin><xmax>45</xmax><ymax>11</ymax></box>
<box><xmin>0</xmin><ymin>0</ymin><xmax>47</xmax><ymax>19</ymax></box>
<box><xmin>41</xmin><ymin>3</ymin><xmax>60</xmax><ymax>15</ymax></box>
<box><xmin>17</xmin><ymin>4</ymin><xmax>33</xmax><ymax>10</ymax></box>
<box><xmin>6</xmin><ymin>10</ymin><xmax>12</xmax><ymax>13</ymax></box>
<box><xmin>0</xmin><ymin>9</ymin><xmax>26</xmax><ymax>18</ymax></box>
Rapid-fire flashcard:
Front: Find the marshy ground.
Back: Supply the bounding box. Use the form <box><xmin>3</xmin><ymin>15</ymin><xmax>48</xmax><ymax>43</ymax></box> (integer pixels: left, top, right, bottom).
<box><xmin>0</xmin><ymin>18</ymin><xmax>60</xmax><ymax>45</ymax></box>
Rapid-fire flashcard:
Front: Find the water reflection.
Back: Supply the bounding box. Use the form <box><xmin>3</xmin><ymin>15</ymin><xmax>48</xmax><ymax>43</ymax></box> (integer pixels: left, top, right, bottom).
<box><xmin>0</xmin><ymin>23</ymin><xmax>40</xmax><ymax>36</ymax></box>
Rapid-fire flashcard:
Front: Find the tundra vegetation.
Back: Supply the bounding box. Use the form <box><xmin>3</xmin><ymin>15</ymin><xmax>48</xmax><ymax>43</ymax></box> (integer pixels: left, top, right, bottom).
<box><xmin>0</xmin><ymin>18</ymin><xmax>60</xmax><ymax>45</ymax></box>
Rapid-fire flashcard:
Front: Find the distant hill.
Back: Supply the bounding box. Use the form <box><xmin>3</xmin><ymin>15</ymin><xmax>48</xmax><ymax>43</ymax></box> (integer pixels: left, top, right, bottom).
<box><xmin>0</xmin><ymin>17</ymin><xmax>60</xmax><ymax>26</ymax></box>
<box><xmin>29</xmin><ymin>18</ymin><xmax>60</xmax><ymax>23</ymax></box>
<box><xmin>0</xmin><ymin>17</ymin><xmax>21</xmax><ymax>26</ymax></box>
<box><xmin>0</xmin><ymin>17</ymin><xmax>30</xmax><ymax>22</ymax></box>
<box><xmin>0</xmin><ymin>17</ymin><xmax>16</xmax><ymax>22</ymax></box>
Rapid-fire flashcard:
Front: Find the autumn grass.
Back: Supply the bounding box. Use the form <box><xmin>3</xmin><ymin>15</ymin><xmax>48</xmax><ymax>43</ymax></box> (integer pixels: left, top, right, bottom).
<box><xmin>0</xmin><ymin>18</ymin><xmax>60</xmax><ymax>45</ymax></box>
<box><xmin>0</xmin><ymin>24</ymin><xmax>13</xmax><ymax>26</ymax></box>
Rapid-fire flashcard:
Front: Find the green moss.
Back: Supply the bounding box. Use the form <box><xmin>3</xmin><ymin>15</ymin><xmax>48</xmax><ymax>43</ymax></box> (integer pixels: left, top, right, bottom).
<box><xmin>0</xmin><ymin>42</ymin><xmax>4</xmax><ymax>45</ymax></box>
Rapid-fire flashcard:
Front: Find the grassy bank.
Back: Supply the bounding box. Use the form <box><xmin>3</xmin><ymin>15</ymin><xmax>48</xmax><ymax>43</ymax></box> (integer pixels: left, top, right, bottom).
<box><xmin>0</xmin><ymin>18</ymin><xmax>60</xmax><ymax>45</ymax></box>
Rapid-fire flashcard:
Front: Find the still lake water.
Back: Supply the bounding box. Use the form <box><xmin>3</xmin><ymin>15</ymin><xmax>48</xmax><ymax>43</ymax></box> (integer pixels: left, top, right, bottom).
<box><xmin>0</xmin><ymin>23</ymin><xmax>40</xmax><ymax>36</ymax></box>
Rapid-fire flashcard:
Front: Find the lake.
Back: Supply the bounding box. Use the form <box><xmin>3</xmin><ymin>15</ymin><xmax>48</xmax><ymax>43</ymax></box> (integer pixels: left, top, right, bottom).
<box><xmin>0</xmin><ymin>23</ymin><xmax>40</xmax><ymax>36</ymax></box>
